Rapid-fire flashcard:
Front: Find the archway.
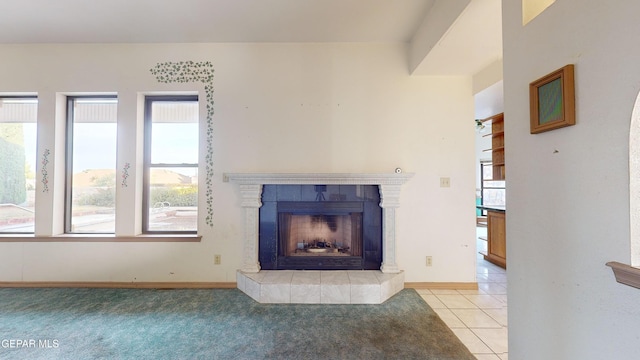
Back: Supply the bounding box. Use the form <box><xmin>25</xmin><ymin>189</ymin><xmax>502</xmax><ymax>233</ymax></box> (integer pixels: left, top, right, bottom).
<box><xmin>628</xmin><ymin>91</ymin><xmax>640</xmax><ymax>267</ymax></box>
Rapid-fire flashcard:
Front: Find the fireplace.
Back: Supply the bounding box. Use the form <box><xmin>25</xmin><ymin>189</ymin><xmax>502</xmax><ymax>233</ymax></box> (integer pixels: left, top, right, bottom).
<box><xmin>259</xmin><ymin>185</ymin><xmax>382</xmax><ymax>270</ymax></box>
<box><xmin>225</xmin><ymin>172</ymin><xmax>413</xmax><ymax>275</ymax></box>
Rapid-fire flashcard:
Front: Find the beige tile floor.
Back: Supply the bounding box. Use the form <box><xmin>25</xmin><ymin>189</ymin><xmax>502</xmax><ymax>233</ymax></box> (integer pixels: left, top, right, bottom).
<box><xmin>417</xmin><ymin>227</ymin><xmax>508</xmax><ymax>359</ymax></box>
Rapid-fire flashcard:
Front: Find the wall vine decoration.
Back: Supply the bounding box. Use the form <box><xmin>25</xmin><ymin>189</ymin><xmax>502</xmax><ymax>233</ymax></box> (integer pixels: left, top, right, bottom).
<box><xmin>150</xmin><ymin>61</ymin><xmax>215</xmax><ymax>226</ymax></box>
<box><xmin>41</xmin><ymin>148</ymin><xmax>50</xmax><ymax>193</ymax></box>
<box><xmin>121</xmin><ymin>162</ymin><xmax>131</xmax><ymax>188</ymax></box>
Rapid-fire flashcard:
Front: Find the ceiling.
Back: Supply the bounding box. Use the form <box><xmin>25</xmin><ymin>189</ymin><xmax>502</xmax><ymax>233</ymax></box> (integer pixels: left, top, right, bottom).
<box><xmin>412</xmin><ymin>0</ymin><xmax>502</xmax><ymax>76</ymax></box>
<box><xmin>0</xmin><ymin>0</ymin><xmax>502</xmax><ymax>76</ymax></box>
<box><xmin>0</xmin><ymin>0</ymin><xmax>434</xmax><ymax>43</ymax></box>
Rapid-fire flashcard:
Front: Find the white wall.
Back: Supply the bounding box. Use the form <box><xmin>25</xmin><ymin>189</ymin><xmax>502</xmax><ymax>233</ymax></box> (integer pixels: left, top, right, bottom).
<box><xmin>502</xmin><ymin>1</ymin><xmax>640</xmax><ymax>358</ymax></box>
<box><xmin>0</xmin><ymin>43</ymin><xmax>476</xmax><ymax>283</ymax></box>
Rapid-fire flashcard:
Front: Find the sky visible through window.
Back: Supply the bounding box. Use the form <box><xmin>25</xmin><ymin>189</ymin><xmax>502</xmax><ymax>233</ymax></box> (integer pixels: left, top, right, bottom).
<box><xmin>29</xmin><ymin>123</ymin><xmax>201</xmax><ymax>175</ymax></box>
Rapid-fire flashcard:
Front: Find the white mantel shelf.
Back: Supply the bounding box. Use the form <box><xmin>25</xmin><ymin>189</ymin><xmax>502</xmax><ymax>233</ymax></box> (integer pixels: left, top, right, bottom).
<box><xmin>224</xmin><ymin>172</ymin><xmax>414</xmax><ymax>185</ymax></box>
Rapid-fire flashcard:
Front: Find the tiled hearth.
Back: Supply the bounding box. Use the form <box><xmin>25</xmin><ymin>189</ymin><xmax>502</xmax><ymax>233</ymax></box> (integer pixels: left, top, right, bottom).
<box><xmin>237</xmin><ymin>270</ymin><xmax>404</xmax><ymax>304</ymax></box>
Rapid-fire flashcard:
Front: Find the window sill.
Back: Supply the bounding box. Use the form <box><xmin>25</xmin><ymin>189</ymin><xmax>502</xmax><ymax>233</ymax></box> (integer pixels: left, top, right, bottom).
<box><xmin>606</xmin><ymin>261</ymin><xmax>640</xmax><ymax>289</ymax></box>
<box><xmin>0</xmin><ymin>234</ymin><xmax>202</xmax><ymax>242</ymax></box>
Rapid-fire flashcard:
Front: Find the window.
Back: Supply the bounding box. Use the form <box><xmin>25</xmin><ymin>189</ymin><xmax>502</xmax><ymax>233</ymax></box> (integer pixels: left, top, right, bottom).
<box><xmin>479</xmin><ymin>160</ymin><xmax>506</xmax><ymax>214</ymax></box>
<box><xmin>0</xmin><ymin>96</ymin><xmax>37</xmax><ymax>233</ymax></box>
<box><xmin>65</xmin><ymin>96</ymin><xmax>118</xmax><ymax>233</ymax></box>
<box><xmin>143</xmin><ymin>96</ymin><xmax>199</xmax><ymax>233</ymax></box>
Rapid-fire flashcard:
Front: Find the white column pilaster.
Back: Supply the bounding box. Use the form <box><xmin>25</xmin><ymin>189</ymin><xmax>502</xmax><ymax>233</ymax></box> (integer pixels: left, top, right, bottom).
<box><xmin>379</xmin><ymin>184</ymin><xmax>402</xmax><ymax>274</ymax></box>
<box><xmin>239</xmin><ymin>184</ymin><xmax>263</xmax><ymax>273</ymax></box>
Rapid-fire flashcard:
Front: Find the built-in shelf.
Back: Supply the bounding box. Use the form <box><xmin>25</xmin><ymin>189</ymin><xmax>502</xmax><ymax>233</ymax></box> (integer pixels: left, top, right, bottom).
<box><xmin>606</xmin><ymin>261</ymin><xmax>640</xmax><ymax>289</ymax></box>
<box><xmin>478</xmin><ymin>114</ymin><xmax>506</xmax><ymax>267</ymax></box>
<box><xmin>482</xmin><ymin>131</ymin><xmax>504</xmax><ymax>137</ymax></box>
<box><xmin>481</xmin><ymin>113</ymin><xmax>505</xmax><ymax>181</ymax></box>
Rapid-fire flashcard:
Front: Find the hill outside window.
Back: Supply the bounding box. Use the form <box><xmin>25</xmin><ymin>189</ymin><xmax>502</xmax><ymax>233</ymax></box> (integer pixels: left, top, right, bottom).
<box><xmin>143</xmin><ymin>96</ymin><xmax>199</xmax><ymax>234</ymax></box>
<box><xmin>65</xmin><ymin>96</ymin><xmax>118</xmax><ymax>234</ymax></box>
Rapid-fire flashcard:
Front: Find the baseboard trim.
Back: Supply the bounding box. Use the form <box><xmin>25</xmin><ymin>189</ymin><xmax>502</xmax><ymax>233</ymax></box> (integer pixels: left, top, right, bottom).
<box><xmin>1</xmin><ymin>281</ymin><xmax>477</xmax><ymax>291</ymax></box>
<box><xmin>404</xmin><ymin>282</ymin><xmax>478</xmax><ymax>290</ymax></box>
<box><xmin>0</xmin><ymin>282</ymin><xmax>237</xmax><ymax>289</ymax></box>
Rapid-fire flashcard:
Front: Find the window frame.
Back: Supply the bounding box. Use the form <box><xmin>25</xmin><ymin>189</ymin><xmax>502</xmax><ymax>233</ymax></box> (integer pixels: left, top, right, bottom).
<box><xmin>479</xmin><ymin>160</ymin><xmax>506</xmax><ymax>216</ymax></box>
<box><xmin>142</xmin><ymin>95</ymin><xmax>199</xmax><ymax>234</ymax></box>
<box><xmin>64</xmin><ymin>95</ymin><xmax>118</xmax><ymax>234</ymax></box>
<box><xmin>0</xmin><ymin>95</ymin><xmax>38</xmax><ymax>234</ymax></box>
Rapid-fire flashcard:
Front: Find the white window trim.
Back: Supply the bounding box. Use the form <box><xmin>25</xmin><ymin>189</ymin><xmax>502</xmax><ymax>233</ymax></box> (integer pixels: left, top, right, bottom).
<box><xmin>142</xmin><ymin>95</ymin><xmax>199</xmax><ymax>234</ymax></box>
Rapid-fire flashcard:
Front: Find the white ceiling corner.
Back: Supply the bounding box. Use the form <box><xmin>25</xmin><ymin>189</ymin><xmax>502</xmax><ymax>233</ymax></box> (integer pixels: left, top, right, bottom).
<box><xmin>411</xmin><ymin>0</ymin><xmax>503</xmax><ymax>76</ymax></box>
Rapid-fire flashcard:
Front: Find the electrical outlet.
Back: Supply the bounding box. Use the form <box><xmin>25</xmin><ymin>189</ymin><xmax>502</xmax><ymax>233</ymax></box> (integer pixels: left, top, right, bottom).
<box><xmin>214</xmin><ymin>254</ymin><xmax>221</xmax><ymax>265</ymax></box>
<box><xmin>426</xmin><ymin>256</ymin><xmax>433</xmax><ymax>267</ymax></box>
<box><xmin>439</xmin><ymin>177</ymin><xmax>450</xmax><ymax>188</ymax></box>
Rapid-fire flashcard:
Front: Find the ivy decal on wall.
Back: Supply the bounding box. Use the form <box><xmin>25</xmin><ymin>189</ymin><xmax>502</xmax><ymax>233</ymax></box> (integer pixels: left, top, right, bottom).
<box><xmin>150</xmin><ymin>61</ymin><xmax>215</xmax><ymax>226</ymax></box>
<box><xmin>41</xmin><ymin>149</ymin><xmax>50</xmax><ymax>193</ymax></box>
<box><xmin>121</xmin><ymin>162</ymin><xmax>131</xmax><ymax>188</ymax></box>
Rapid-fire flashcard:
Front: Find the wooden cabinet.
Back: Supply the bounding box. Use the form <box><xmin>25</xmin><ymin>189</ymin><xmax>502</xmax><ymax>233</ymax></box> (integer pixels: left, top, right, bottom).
<box><xmin>482</xmin><ymin>113</ymin><xmax>505</xmax><ymax>180</ymax></box>
<box><xmin>485</xmin><ymin>210</ymin><xmax>506</xmax><ymax>268</ymax></box>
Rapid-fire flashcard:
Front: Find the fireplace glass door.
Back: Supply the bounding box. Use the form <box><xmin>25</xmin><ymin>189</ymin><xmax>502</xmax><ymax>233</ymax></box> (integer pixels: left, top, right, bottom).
<box><xmin>278</xmin><ymin>213</ymin><xmax>363</xmax><ymax>258</ymax></box>
<box><xmin>258</xmin><ymin>185</ymin><xmax>382</xmax><ymax>270</ymax></box>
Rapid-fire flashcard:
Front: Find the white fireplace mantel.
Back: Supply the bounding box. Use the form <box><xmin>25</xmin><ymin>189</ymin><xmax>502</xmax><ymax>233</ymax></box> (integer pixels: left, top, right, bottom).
<box><xmin>224</xmin><ymin>172</ymin><xmax>414</xmax><ymax>185</ymax></box>
<box><xmin>225</xmin><ymin>173</ymin><xmax>414</xmax><ymax>274</ymax></box>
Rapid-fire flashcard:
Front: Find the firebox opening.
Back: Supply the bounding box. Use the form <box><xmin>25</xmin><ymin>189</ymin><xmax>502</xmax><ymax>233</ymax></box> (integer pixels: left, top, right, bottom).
<box><xmin>279</xmin><ymin>213</ymin><xmax>363</xmax><ymax>258</ymax></box>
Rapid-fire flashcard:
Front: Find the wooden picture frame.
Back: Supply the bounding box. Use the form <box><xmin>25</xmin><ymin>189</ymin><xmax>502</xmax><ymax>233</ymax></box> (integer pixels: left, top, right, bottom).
<box><xmin>529</xmin><ymin>64</ymin><xmax>575</xmax><ymax>134</ymax></box>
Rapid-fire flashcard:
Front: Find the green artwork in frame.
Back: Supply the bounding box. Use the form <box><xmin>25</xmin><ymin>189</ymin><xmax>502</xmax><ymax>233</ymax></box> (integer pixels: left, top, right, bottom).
<box><xmin>537</xmin><ymin>77</ymin><xmax>563</xmax><ymax>125</ymax></box>
<box><xmin>530</xmin><ymin>64</ymin><xmax>575</xmax><ymax>134</ymax></box>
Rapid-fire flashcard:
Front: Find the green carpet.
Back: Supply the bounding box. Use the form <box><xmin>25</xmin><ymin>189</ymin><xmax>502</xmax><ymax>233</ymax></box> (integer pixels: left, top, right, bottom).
<box><xmin>0</xmin><ymin>288</ymin><xmax>474</xmax><ymax>359</ymax></box>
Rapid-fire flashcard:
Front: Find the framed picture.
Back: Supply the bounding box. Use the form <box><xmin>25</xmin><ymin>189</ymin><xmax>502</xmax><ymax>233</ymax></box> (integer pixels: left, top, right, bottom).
<box><xmin>529</xmin><ymin>64</ymin><xmax>575</xmax><ymax>134</ymax></box>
